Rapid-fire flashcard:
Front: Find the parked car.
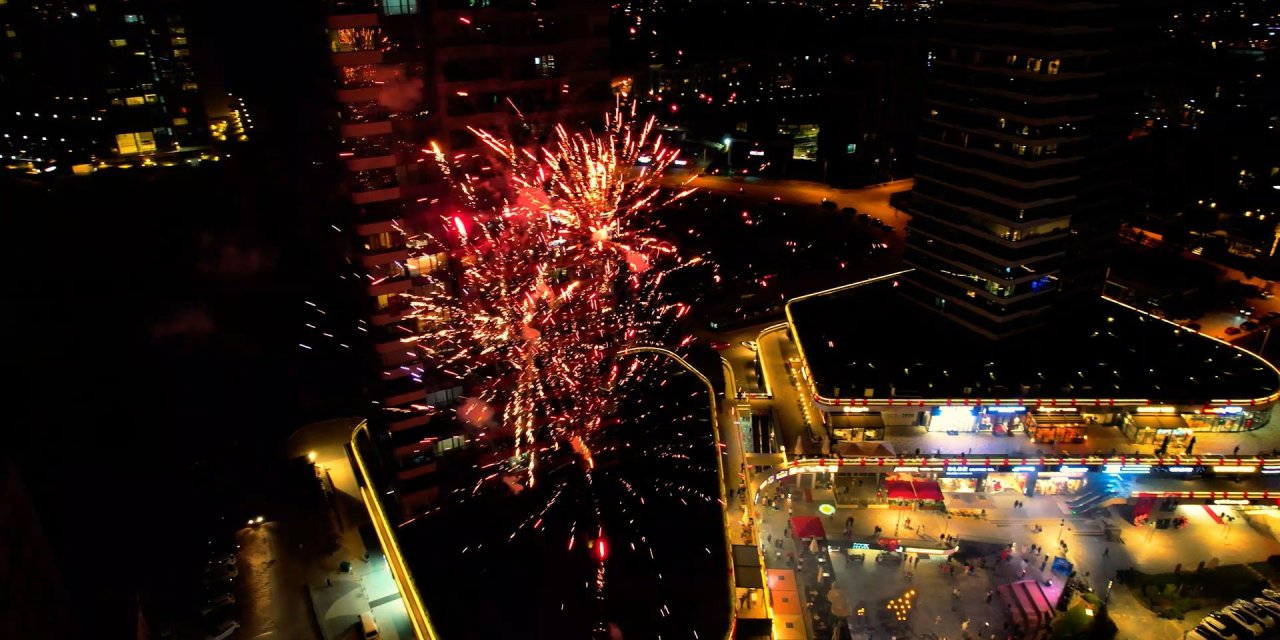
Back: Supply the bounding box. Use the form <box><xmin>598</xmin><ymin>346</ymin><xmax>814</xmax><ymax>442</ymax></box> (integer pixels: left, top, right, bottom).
<box><xmin>1262</xmin><ymin>589</ymin><xmax>1280</xmax><ymax>605</ymax></box>
<box><xmin>841</xmin><ymin>207</ymin><xmax>858</xmax><ymax>215</ymax></box>
<box><xmin>1253</xmin><ymin>598</ymin><xmax>1280</xmax><ymax>618</ymax></box>
<box><xmin>1230</xmin><ymin>600</ymin><xmax>1276</xmax><ymax>628</ymax></box>
<box><xmin>1210</xmin><ymin>610</ymin><xmax>1260</xmax><ymax>637</ymax></box>
<box><xmin>200</xmin><ymin>594</ymin><xmax>235</xmax><ymax>617</ymax></box>
<box><xmin>1225</xmin><ymin>326</ymin><xmax>1243</xmax><ymax>336</ymax></box>
<box><xmin>1186</xmin><ymin>630</ymin><xmax>1216</xmax><ymax>640</ymax></box>
<box><xmin>206</xmin><ymin>619</ymin><xmax>240</xmax><ymax>640</ymax></box>
<box><xmin>1184</xmin><ymin>322</ymin><xmax>1202</xmax><ymax>331</ymax></box>
<box><xmin>856</xmin><ymin>213</ymin><xmax>871</xmax><ymax>224</ymax></box>
<box><xmin>820</xmin><ymin>199</ymin><xmax>838</xmax><ymax>210</ymax></box>
<box><xmin>208</xmin><ymin>553</ymin><xmax>237</xmax><ymax>567</ymax></box>
<box><xmin>1261</xmin><ymin>311</ymin><xmax>1279</xmax><ymax>322</ymax></box>
<box><xmin>708</xmin><ymin>341</ymin><xmax>731</xmax><ymax>351</ymax></box>
<box><xmin>1241</xmin><ymin>321</ymin><xmax>1260</xmax><ymax>331</ymax></box>
<box><xmin>359</xmin><ymin>612</ymin><xmax>381</xmax><ymax>640</ymax></box>
<box><xmin>740</xmin><ymin>341</ymin><xmax>758</xmax><ymax>352</ymax></box>
<box><xmin>1196</xmin><ymin>616</ymin><xmax>1239</xmax><ymax>640</ymax></box>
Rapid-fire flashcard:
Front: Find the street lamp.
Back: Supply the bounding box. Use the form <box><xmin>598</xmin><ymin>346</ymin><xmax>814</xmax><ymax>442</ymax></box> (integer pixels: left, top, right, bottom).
<box><xmin>723</xmin><ymin>137</ymin><xmax>732</xmax><ymax>176</ymax></box>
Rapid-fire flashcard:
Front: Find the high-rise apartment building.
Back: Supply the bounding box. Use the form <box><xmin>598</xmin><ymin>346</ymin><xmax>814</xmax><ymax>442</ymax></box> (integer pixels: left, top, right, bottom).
<box><xmin>326</xmin><ymin>0</ymin><xmax>610</xmax><ymax>515</ymax></box>
<box><xmin>0</xmin><ymin>0</ymin><xmax>212</xmax><ymax>169</ymax></box>
<box><xmin>901</xmin><ymin>0</ymin><xmax>1152</xmax><ymax>338</ymax></box>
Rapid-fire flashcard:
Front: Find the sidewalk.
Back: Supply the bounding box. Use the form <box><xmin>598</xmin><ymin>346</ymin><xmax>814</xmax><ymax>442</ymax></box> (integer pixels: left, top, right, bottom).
<box><xmin>288</xmin><ymin>419</ymin><xmax>414</xmax><ymax>640</ymax></box>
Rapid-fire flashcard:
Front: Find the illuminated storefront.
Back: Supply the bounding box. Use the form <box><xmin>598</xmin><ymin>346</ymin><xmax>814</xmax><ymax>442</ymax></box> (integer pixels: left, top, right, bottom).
<box><xmin>1025</xmin><ymin>409</ymin><xmax>1088</xmax><ymax>444</ymax></box>
<box><xmin>926</xmin><ymin>406</ymin><xmax>977</xmax><ymax>433</ymax></box>
<box><xmin>1035</xmin><ymin>467</ymin><xmax>1087</xmax><ymax>495</ymax></box>
<box><xmin>1122</xmin><ymin>405</ymin><xmax>1272</xmax><ymax>444</ymax></box>
<box><xmin>979</xmin><ymin>406</ymin><xmax>1026</xmax><ymax>435</ymax></box>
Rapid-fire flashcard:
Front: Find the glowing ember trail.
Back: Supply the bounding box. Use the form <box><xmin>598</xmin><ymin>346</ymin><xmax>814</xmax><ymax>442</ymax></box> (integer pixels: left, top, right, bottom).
<box><xmin>393</xmin><ymin>106</ymin><xmax>704</xmax><ymax>634</ymax></box>
<box><xmin>400</xmin><ymin>103</ymin><xmax>693</xmax><ymax>486</ymax></box>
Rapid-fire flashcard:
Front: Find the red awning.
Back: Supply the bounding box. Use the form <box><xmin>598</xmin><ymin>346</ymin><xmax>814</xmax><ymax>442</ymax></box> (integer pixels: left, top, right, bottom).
<box><xmin>790</xmin><ymin>516</ymin><xmax>826</xmax><ymax>539</ymax></box>
<box><xmin>885</xmin><ymin>479</ymin><xmax>915</xmax><ymax>500</ymax></box>
<box><xmin>912</xmin><ymin>479</ymin><xmax>944</xmax><ymax>502</ymax></box>
<box><xmin>1133</xmin><ymin>496</ymin><xmax>1156</xmax><ymax>525</ymax></box>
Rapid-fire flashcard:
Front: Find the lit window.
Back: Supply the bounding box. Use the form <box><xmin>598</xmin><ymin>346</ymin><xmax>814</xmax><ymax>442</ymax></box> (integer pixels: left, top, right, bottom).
<box><xmin>108</xmin><ymin>38</ymin><xmax>127</xmax><ymax>47</ymax></box>
<box><xmin>5</xmin><ymin>29</ymin><xmax>15</xmax><ymax>38</ymax></box>
<box><xmin>144</xmin><ymin>93</ymin><xmax>158</xmax><ymax>103</ymax></box>
<box><xmin>407</xmin><ymin>252</ymin><xmax>448</xmax><ymax>278</ymax></box>
<box><xmin>1005</xmin><ymin>54</ymin><xmax>1017</xmax><ymax>66</ymax></box>
<box><xmin>87</xmin><ymin>3</ymin><xmax>96</xmax><ymax>10</ymax></box>
<box><xmin>182</xmin><ymin>82</ymin><xmax>198</xmax><ymax>91</ymax></box>
<box><xmin>123</xmin><ymin>14</ymin><xmax>141</xmax><ymax>23</ymax></box>
<box><xmin>171</xmin><ymin>36</ymin><xmax>187</xmax><ymax>46</ymax></box>
<box><xmin>535</xmin><ymin>54</ymin><xmax>556</xmax><ymax>77</ymax></box>
<box><xmin>1047</xmin><ymin>59</ymin><xmax>1061</xmax><ymax>75</ymax></box>
<box><xmin>171</xmin><ymin>26</ymin><xmax>185</xmax><ymax>33</ymax></box>
<box><xmin>329</xmin><ymin>27</ymin><xmax>382</xmax><ymax>53</ymax></box>
<box><xmin>125</xmin><ymin>96</ymin><xmax>145</xmax><ymax>106</ymax></box>
<box><xmin>382</xmin><ymin>0</ymin><xmax>417</xmax><ymax>15</ymax></box>
<box><xmin>115</xmin><ymin>131</ymin><xmax>156</xmax><ymax>154</ymax></box>
<box><xmin>173</xmin><ymin>117</ymin><xmax>188</xmax><ymax>126</ymax></box>
<box><xmin>173</xmin><ymin>48</ymin><xmax>189</xmax><ymax>58</ymax></box>
<box><xmin>1026</xmin><ymin>57</ymin><xmax>1041</xmax><ymax>73</ymax></box>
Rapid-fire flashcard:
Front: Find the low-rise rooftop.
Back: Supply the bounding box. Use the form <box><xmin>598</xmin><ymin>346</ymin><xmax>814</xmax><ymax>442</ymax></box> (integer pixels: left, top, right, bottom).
<box><xmin>787</xmin><ymin>273</ymin><xmax>1280</xmax><ymax>406</ymax></box>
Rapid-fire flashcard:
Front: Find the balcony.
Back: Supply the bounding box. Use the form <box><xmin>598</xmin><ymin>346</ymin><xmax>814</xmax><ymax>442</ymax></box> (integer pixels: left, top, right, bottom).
<box><xmin>347</xmin><ymin>155</ymin><xmax>397</xmax><ymax>172</ymax></box>
<box><xmin>341</xmin><ymin>121</ymin><xmax>392</xmax><ymax>138</ymax></box>
<box><xmin>361</xmin><ymin>247</ymin><xmax>409</xmax><ymax>268</ymax></box>
<box><xmin>352</xmin><ymin>186</ymin><xmax>400</xmax><ymax>205</ymax></box>
<box><xmin>336</xmin><ymin>86</ymin><xmax>383</xmax><ymax>103</ymax></box>
<box><xmin>382</xmin><ymin>376</ymin><xmax>426</xmax><ymax>407</ymax></box>
<box><xmin>326</xmin><ymin>12</ymin><xmax>379</xmax><ymax>27</ymax></box>
<box><xmin>367</xmin><ymin>276</ymin><xmax>411</xmax><ymax>298</ymax></box>
<box><xmin>330</xmin><ymin>50</ymin><xmax>383</xmax><ymax>66</ymax></box>
<box><xmin>388</xmin><ymin>411</ymin><xmax>431</xmax><ymax>433</ymax></box>
<box><xmin>355</xmin><ymin>218</ymin><xmax>400</xmax><ymax>236</ymax></box>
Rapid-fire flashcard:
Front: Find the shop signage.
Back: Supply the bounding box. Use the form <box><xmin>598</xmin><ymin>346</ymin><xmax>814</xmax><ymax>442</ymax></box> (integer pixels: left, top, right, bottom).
<box><xmin>1213</xmin><ymin>499</ymin><xmax>1250</xmax><ymax>505</ymax></box>
<box><xmin>1213</xmin><ymin>466</ymin><xmax>1258</xmax><ymax>473</ymax></box>
<box><xmin>893</xmin><ymin>467</ymin><xmax>920</xmax><ymax>472</ymax></box>
<box><xmin>985</xmin><ymin>406</ymin><xmax>1027</xmax><ymax>414</ymax></box>
<box><xmin>1264</xmin><ymin>465</ymin><xmax>1280</xmax><ymax>475</ymax></box>
<box><xmin>1205</xmin><ymin>406</ymin><xmax>1243</xmax><ymax>415</ymax></box>
<box><xmin>1059</xmin><ymin>465</ymin><xmax>1088</xmax><ymax>474</ymax></box>
<box><xmin>1104</xmin><ymin>464</ymin><xmax>1152</xmax><ymax>474</ymax></box>
<box><xmin>1011</xmin><ymin>466</ymin><xmax>1037</xmax><ymax>472</ymax></box>
<box><xmin>945</xmin><ymin>466</ymin><xmax>995</xmax><ymax>476</ymax></box>
<box><xmin>850</xmin><ymin>542</ymin><xmax>870</xmax><ymax>550</ymax></box>
<box><xmin>1164</xmin><ymin>466</ymin><xmax>1197</xmax><ymax>473</ymax></box>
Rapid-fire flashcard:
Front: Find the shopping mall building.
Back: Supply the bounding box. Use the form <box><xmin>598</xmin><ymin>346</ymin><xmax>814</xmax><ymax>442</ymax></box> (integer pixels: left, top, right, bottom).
<box><xmin>784</xmin><ymin>274</ymin><xmax>1280</xmax><ymax>456</ymax></box>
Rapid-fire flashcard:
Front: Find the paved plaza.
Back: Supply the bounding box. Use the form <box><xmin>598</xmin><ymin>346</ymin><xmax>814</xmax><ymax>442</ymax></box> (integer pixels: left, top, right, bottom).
<box><xmin>745</xmin><ymin>470</ymin><xmax>1280</xmax><ymax>639</ymax></box>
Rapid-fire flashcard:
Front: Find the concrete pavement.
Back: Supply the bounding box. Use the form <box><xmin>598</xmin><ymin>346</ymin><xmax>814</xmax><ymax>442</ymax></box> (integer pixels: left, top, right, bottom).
<box><xmin>287</xmin><ymin>419</ymin><xmax>414</xmax><ymax>640</ymax></box>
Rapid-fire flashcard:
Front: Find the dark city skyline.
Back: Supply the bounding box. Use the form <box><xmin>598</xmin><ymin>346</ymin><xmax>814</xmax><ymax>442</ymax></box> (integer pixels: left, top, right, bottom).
<box><xmin>3</xmin><ymin>1</ymin><xmax>1279</xmax><ymax>639</ymax></box>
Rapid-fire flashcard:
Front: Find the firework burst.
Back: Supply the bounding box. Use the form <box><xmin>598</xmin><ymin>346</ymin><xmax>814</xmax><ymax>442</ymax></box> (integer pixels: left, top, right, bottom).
<box><xmin>399</xmin><ymin>103</ymin><xmax>696</xmax><ymax>486</ymax></box>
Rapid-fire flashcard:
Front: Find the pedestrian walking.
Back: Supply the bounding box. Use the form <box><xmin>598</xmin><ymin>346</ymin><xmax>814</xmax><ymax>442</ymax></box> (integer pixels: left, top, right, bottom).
<box><xmin>1233</xmin><ymin>445</ymin><xmax>1240</xmax><ymax>456</ymax></box>
<box><xmin>935</xmin><ymin>614</ymin><xmax>941</xmax><ymax>626</ymax></box>
<box><xmin>326</xmin><ymin>578</ymin><xmax>332</xmax><ymax>587</ymax></box>
<box><xmin>986</xmin><ymin>590</ymin><xmax>994</xmax><ymax>604</ymax></box>
<box><xmin>962</xmin><ymin>619</ymin><xmax>971</xmax><ymax>632</ymax></box>
<box><xmin>1103</xmin><ymin>547</ymin><xmax>1110</xmax><ymax>558</ymax></box>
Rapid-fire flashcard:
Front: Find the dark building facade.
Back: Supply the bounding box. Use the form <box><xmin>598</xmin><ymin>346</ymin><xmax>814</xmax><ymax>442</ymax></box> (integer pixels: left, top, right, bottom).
<box><xmin>901</xmin><ymin>0</ymin><xmax>1154</xmax><ymax>338</ymax></box>
<box><xmin>0</xmin><ymin>0</ymin><xmax>212</xmax><ymax>169</ymax></box>
<box><xmin>0</xmin><ymin>459</ymin><xmax>71</xmax><ymax>640</ymax></box>
<box><xmin>325</xmin><ymin>0</ymin><xmax>611</xmax><ymax>516</ymax></box>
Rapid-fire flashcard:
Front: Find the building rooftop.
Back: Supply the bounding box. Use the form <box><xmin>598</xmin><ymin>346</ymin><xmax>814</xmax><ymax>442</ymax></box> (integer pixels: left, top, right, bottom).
<box><xmin>787</xmin><ymin>272</ymin><xmax>1280</xmax><ymax>406</ymax></box>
